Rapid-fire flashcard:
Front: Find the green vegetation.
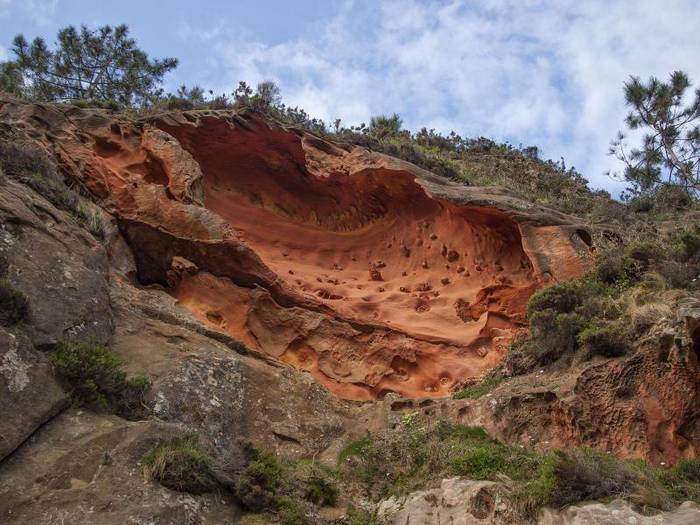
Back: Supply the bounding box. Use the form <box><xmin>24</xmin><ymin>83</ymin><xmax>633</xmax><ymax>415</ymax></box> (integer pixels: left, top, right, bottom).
<box><xmin>2</xmin><ymin>24</ymin><xmax>177</xmax><ymax>105</ymax></box>
<box><xmin>513</xmin><ymin>223</ymin><xmax>700</xmax><ymax>367</ymax></box>
<box><xmin>660</xmin><ymin>458</ymin><xmax>700</xmax><ymax>502</ymax></box>
<box><xmin>0</xmin><ymin>278</ymin><xmax>29</xmax><ymax>326</ymax></box>
<box><xmin>453</xmin><ymin>375</ymin><xmax>503</xmax><ymax>400</ymax></box>
<box><xmin>338</xmin><ymin>418</ymin><xmax>699</xmax><ymax>519</ymax></box>
<box><xmin>142</xmin><ymin>433</ymin><xmax>217</xmax><ymax>494</ymax></box>
<box><xmin>339</xmin><ymin>436</ymin><xmax>373</xmax><ymax>463</ymax></box>
<box><xmin>0</xmin><ymin>143</ymin><xmax>109</xmax><ymax>240</ymax></box>
<box><xmin>610</xmin><ymin>71</ymin><xmax>700</xmax><ymax>203</ymax></box>
<box><xmin>49</xmin><ymin>340</ymin><xmax>149</xmax><ymax>416</ymax></box>
<box><xmin>234</xmin><ymin>443</ymin><xmax>339</xmax><ymax>524</ymax></box>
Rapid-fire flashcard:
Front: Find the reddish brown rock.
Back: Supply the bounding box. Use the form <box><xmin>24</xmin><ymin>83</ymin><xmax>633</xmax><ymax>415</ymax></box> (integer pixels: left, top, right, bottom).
<box><xmin>0</xmin><ymin>99</ymin><xmax>594</xmax><ymax>401</ymax></box>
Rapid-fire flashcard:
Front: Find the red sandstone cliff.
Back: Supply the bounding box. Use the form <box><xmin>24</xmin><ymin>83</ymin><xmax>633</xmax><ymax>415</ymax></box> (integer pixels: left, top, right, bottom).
<box><xmin>0</xmin><ymin>100</ymin><xmax>594</xmax><ymax>400</ymax></box>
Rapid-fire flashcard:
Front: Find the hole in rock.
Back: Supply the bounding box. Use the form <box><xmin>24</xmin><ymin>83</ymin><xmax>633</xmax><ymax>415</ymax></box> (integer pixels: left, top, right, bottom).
<box><xmin>156</xmin><ymin>118</ymin><xmax>541</xmax><ymax>400</ymax></box>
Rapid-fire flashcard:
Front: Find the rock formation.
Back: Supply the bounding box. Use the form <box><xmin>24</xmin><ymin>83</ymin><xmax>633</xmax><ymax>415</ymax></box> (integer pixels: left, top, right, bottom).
<box><xmin>1</xmin><ymin>98</ymin><xmax>697</xmax><ymax>524</ymax></box>
<box><xmin>0</xmin><ymin>99</ymin><xmax>593</xmax><ymax>400</ymax></box>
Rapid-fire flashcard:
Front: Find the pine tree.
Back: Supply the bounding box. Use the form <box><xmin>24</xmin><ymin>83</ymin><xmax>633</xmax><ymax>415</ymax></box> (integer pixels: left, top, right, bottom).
<box><xmin>610</xmin><ymin>71</ymin><xmax>700</xmax><ymax>200</ymax></box>
<box><xmin>1</xmin><ymin>24</ymin><xmax>177</xmax><ymax>106</ymax></box>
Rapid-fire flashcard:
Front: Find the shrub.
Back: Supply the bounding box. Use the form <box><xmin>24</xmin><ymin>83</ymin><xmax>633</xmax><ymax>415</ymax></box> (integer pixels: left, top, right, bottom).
<box><xmin>235</xmin><ymin>444</ymin><xmax>286</xmax><ymax>511</ymax></box>
<box><xmin>275</xmin><ymin>496</ymin><xmax>307</xmax><ymax>525</ymax></box>
<box><xmin>547</xmin><ymin>448</ymin><xmax>639</xmax><ymax>507</ymax></box>
<box><xmin>669</xmin><ymin>458</ymin><xmax>700</xmax><ymax>483</ymax></box>
<box><xmin>450</xmin><ymin>444</ymin><xmax>508</xmax><ymax>479</ymax></box>
<box><xmin>527</xmin><ymin>281</ymin><xmax>584</xmax><ymax>318</ymax></box>
<box><xmin>0</xmin><ymin>278</ymin><xmax>29</xmax><ymax>325</ymax></box>
<box><xmin>345</xmin><ymin>507</ymin><xmax>385</xmax><ymax>525</ymax></box>
<box><xmin>528</xmin><ymin>311</ymin><xmax>587</xmax><ymax>361</ymax></box>
<box><xmin>117</xmin><ymin>375</ymin><xmax>151</xmax><ymax>419</ymax></box>
<box><xmin>577</xmin><ymin>323</ymin><xmax>629</xmax><ymax>357</ymax></box>
<box><xmin>304</xmin><ymin>473</ymin><xmax>338</xmax><ymax>506</ymax></box>
<box><xmin>49</xmin><ymin>340</ymin><xmax>149</xmax><ymax>413</ymax></box>
<box><xmin>626</xmin><ymin>241</ymin><xmax>663</xmax><ymax>265</ymax></box>
<box><xmin>631</xmin><ymin>303</ymin><xmax>671</xmax><ymax>334</ymax></box>
<box><xmin>0</xmin><ymin>143</ymin><xmax>108</xmax><ymax>240</ymax></box>
<box><xmin>595</xmin><ymin>253</ymin><xmax>640</xmax><ymax>287</ymax></box>
<box><xmin>673</xmin><ymin>226</ymin><xmax>700</xmax><ymax>262</ymax></box>
<box><xmin>49</xmin><ymin>340</ymin><xmax>125</xmax><ymax>407</ymax></box>
<box><xmin>142</xmin><ymin>433</ymin><xmax>217</xmax><ymax>494</ymax></box>
<box><xmin>70</xmin><ymin>98</ymin><xmax>120</xmax><ymax>111</ymax></box>
<box><xmin>653</xmin><ymin>185</ymin><xmax>694</xmax><ymax>210</ymax></box>
<box><xmin>234</xmin><ymin>444</ymin><xmax>336</xmax><ymax>518</ymax></box>
<box><xmin>0</xmin><ymin>142</ymin><xmax>57</xmax><ymax>180</ymax></box>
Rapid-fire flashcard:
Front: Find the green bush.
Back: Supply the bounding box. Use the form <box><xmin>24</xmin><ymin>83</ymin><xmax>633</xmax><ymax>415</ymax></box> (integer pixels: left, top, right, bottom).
<box><xmin>626</xmin><ymin>241</ymin><xmax>663</xmax><ymax>265</ymax></box>
<box><xmin>0</xmin><ymin>278</ymin><xmax>29</xmax><ymax>325</ymax></box>
<box><xmin>450</xmin><ymin>444</ymin><xmax>508</xmax><ymax>479</ymax></box>
<box><xmin>49</xmin><ymin>340</ymin><xmax>149</xmax><ymax>414</ymax></box>
<box><xmin>234</xmin><ymin>444</ymin><xmax>337</xmax><ymax>519</ymax></box>
<box><xmin>529</xmin><ymin>311</ymin><xmax>587</xmax><ymax>361</ymax></box>
<box><xmin>117</xmin><ymin>375</ymin><xmax>151</xmax><ymax>419</ymax></box>
<box><xmin>673</xmin><ymin>226</ymin><xmax>700</xmax><ymax>262</ymax></box>
<box><xmin>595</xmin><ymin>253</ymin><xmax>640</xmax><ymax>287</ymax></box>
<box><xmin>304</xmin><ymin>475</ymin><xmax>338</xmax><ymax>505</ymax></box>
<box><xmin>660</xmin><ymin>458</ymin><xmax>700</xmax><ymax>502</ymax></box>
<box><xmin>235</xmin><ymin>444</ymin><xmax>287</xmax><ymax>511</ymax></box>
<box><xmin>142</xmin><ymin>433</ymin><xmax>217</xmax><ymax>494</ymax></box>
<box><xmin>345</xmin><ymin>507</ymin><xmax>386</xmax><ymax>525</ymax></box>
<box><xmin>0</xmin><ymin>142</ymin><xmax>57</xmax><ymax>180</ymax></box>
<box><xmin>548</xmin><ymin>448</ymin><xmax>639</xmax><ymax>507</ymax></box>
<box><xmin>275</xmin><ymin>496</ymin><xmax>307</xmax><ymax>525</ymax></box>
<box><xmin>577</xmin><ymin>323</ymin><xmax>629</xmax><ymax>357</ymax></box>
<box><xmin>527</xmin><ymin>281</ymin><xmax>584</xmax><ymax>318</ymax></box>
<box><xmin>49</xmin><ymin>341</ymin><xmax>125</xmax><ymax>407</ymax></box>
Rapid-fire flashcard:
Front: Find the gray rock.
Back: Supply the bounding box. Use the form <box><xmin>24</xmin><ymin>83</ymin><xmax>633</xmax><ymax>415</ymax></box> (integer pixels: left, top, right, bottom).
<box><xmin>0</xmin><ymin>178</ymin><xmax>112</xmax><ymax>348</ymax></box>
<box><xmin>540</xmin><ymin>499</ymin><xmax>700</xmax><ymax>525</ymax></box>
<box><xmin>0</xmin><ymin>328</ymin><xmax>67</xmax><ymax>460</ymax></box>
<box><xmin>377</xmin><ymin>477</ymin><xmax>510</xmax><ymax>525</ymax></box>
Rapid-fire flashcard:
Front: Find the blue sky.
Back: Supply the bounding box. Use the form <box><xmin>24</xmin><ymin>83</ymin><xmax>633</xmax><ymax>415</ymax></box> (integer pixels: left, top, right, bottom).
<box><xmin>2</xmin><ymin>0</ymin><xmax>699</xmax><ymax>195</ymax></box>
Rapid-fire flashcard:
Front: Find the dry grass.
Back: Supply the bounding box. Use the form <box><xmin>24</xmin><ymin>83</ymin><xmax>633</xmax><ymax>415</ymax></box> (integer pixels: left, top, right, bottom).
<box><xmin>142</xmin><ymin>434</ymin><xmax>217</xmax><ymax>494</ymax></box>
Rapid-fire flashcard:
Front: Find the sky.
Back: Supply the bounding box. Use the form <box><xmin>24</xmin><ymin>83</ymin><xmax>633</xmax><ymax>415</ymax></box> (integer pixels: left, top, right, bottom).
<box><xmin>1</xmin><ymin>0</ymin><xmax>699</xmax><ymax>196</ymax></box>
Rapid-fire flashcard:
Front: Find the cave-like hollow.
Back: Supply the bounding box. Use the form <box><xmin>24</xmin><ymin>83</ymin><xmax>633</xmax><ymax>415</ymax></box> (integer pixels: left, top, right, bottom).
<box><xmin>155</xmin><ymin>117</ymin><xmax>540</xmax><ymax>400</ymax></box>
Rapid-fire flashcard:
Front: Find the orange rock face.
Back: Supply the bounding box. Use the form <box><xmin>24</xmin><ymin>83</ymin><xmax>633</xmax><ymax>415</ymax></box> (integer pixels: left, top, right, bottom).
<box><xmin>0</xmin><ymin>100</ymin><xmax>594</xmax><ymax>400</ymax></box>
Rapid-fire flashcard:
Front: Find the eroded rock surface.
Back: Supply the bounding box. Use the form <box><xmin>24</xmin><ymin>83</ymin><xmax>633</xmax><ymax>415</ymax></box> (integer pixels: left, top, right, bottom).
<box><xmin>377</xmin><ymin>478</ymin><xmax>700</xmax><ymax>525</ymax></box>
<box><xmin>0</xmin><ymin>176</ymin><xmax>110</xmax><ymax>461</ymax></box>
<box><xmin>0</xmin><ymin>328</ymin><xmax>67</xmax><ymax>460</ymax></box>
<box><xmin>0</xmin><ymin>99</ymin><xmax>594</xmax><ymax>400</ymax></box>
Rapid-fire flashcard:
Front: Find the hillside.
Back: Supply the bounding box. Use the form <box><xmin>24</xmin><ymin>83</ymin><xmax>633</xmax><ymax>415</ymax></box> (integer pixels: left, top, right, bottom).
<box><xmin>0</xmin><ymin>98</ymin><xmax>698</xmax><ymax>524</ymax></box>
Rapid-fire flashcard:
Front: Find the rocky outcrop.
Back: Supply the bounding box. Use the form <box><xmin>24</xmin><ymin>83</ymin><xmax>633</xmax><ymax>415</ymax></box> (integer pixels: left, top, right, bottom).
<box><xmin>377</xmin><ymin>477</ymin><xmax>512</xmax><ymax>524</ymax></box>
<box><xmin>0</xmin><ymin>99</ymin><xmax>594</xmax><ymax>400</ymax></box>
<box><xmin>0</xmin><ymin>177</ymin><xmax>112</xmax><ymax>348</ymax></box>
<box><xmin>384</xmin><ymin>307</ymin><xmax>700</xmax><ymax>464</ymax></box>
<box><xmin>0</xmin><ymin>99</ymin><xmax>698</xmax><ymax>523</ymax></box>
<box><xmin>377</xmin><ymin>478</ymin><xmax>700</xmax><ymax>525</ymax></box>
<box><xmin>107</xmin><ymin>274</ymin><xmax>384</xmax><ymax>462</ymax></box>
<box><xmin>0</xmin><ymin>328</ymin><xmax>67</xmax><ymax>460</ymax></box>
<box><xmin>0</xmin><ymin>176</ymin><xmax>111</xmax><ymax>461</ymax></box>
<box><xmin>0</xmin><ymin>410</ymin><xmax>239</xmax><ymax>525</ymax></box>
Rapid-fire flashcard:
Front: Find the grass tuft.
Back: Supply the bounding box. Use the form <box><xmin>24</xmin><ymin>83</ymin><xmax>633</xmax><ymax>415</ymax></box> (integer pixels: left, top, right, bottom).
<box><xmin>142</xmin><ymin>433</ymin><xmax>217</xmax><ymax>494</ymax></box>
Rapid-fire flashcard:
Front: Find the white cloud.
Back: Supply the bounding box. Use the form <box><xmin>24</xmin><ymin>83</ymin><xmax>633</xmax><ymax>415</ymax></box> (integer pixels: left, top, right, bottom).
<box><xmin>0</xmin><ymin>0</ymin><xmax>57</xmax><ymax>25</ymax></box>
<box><xmin>183</xmin><ymin>0</ymin><xmax>700</xmax><ymax>194</ymax></box>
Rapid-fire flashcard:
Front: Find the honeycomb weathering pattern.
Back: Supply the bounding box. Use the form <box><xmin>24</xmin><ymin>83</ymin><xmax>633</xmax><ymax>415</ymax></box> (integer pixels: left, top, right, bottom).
<box><xmin>0</xmin><ymin>100</ymin><xmax>594</xmax><ymax>399</ymax></box>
